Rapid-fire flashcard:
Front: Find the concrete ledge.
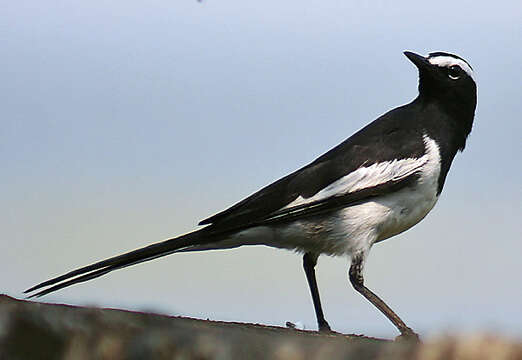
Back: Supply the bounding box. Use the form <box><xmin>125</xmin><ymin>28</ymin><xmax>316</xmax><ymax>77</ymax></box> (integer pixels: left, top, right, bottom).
<box><xmin>0</xmin><ymin>295</ymin><xmax>519</xmax><ymax>360</ymax></box>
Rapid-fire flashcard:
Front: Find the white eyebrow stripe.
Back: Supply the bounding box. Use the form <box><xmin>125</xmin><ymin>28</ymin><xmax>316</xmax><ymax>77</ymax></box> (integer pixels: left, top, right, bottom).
<box><xmin>428</xmin><ymin>56</ymin><xmax>474</xmax><ymax>78</ymax></box>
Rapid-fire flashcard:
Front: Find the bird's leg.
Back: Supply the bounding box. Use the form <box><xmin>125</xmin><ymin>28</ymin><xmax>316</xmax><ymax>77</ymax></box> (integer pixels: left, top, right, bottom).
<box><xmin>349</xmin><ymin>254</ymin><xmax>419</xmax><ymax>341</ymax></box>
<box><xmin>302</xmin><ymin>252</ymin><xmax>332</xmax><ymax>332</ymax></box>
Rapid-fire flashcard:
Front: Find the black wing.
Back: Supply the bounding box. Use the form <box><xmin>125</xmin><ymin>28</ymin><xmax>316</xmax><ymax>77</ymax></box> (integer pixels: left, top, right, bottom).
<box><xmin>200</xmin><ymin>103</ymin><xmax>426</xmax><ymax>229</ymax></box>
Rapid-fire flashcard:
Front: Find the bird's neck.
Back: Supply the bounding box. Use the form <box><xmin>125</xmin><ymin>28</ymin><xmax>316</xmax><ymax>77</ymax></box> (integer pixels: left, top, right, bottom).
<box><xmin>415</xmin><ymin>94</ymin><xmax>475</xmax><ymax>152</ymax></box>
<box><xmin>411</xmin><ymin>94</ymin><xmax>476</xmax><ymax>194</ymax></box>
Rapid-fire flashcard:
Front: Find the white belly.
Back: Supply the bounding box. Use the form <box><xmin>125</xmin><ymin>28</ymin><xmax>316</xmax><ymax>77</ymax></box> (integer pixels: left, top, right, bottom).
<box><xmin>266</xmin><ymin>181</ymin><xmax>439</xmax><ymax>256</ymax></box>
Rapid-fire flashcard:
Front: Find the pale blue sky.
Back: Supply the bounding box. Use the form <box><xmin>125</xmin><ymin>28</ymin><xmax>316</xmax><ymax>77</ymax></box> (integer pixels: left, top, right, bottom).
<box><xmin>2</xmin><ymin>1</ymin><xmax>521</xmax><ymax>338</ymax></box>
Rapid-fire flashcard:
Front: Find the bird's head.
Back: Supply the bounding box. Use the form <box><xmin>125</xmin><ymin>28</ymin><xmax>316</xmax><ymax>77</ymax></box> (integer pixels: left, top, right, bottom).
<box><xmin>404</xmin><ymin>51</ymin><xmax>477</xmax><ymax>151</ymax></box>
<box><xmin>404</xmin><ymin>51</ymin><xmax>476</xmax><ymax>107</ymax></box>
<box><xmin>404</xmin><ymin>51</ymin><xmax>477</xmax><ymax>149</ymax></box>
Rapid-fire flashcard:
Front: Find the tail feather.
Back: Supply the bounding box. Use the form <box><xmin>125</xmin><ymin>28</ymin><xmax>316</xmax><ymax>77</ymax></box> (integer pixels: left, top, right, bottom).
<box><xmin>25</xmin><ymin>229</ymin><xmax>211</xmax><ymax>298</ymax></box>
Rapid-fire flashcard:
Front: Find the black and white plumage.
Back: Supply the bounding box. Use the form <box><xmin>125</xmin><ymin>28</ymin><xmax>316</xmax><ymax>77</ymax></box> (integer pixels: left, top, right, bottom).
<box><xmin>25</xmin><ymin>51</ymin><xmax>477</xmax><ymax>339</ymax></box>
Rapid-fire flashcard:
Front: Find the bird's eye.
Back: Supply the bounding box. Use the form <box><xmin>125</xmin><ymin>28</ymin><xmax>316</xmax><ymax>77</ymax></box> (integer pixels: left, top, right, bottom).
<box><xmin>448</xmin><ymin>65</ymin><xmax>461</xmax><ymax>80</ymax></box>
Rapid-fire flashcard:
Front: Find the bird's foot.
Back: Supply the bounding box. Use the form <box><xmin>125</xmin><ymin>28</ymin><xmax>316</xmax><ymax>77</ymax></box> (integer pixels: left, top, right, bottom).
<box><xmin>395</xmin><ymin>328</ymin><xmax>421</xmax><ymax>343</ymax></box>
<box><xmin>318</xmin><ymin>321</ymin><xmax>335</xmax><ymax>334</ymax></box>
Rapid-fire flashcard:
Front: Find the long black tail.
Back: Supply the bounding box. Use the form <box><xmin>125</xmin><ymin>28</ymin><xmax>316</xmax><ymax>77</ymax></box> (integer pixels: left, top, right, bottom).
<box><xmin>25</xmin><ymin>228</ymin><xmax>217</xmax><ymax>298</ymax></box>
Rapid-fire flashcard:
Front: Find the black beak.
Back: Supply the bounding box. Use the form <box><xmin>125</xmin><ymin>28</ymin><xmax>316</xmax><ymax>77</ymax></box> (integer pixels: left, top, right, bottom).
<box><xmin>403</xmin><ymin>51</ymin><xmax>431</xmax><ymax>71</ymax></box>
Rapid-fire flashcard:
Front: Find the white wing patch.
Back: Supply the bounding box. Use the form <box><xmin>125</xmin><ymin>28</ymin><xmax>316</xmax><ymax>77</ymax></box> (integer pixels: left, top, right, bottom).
<box><xmin>428</xmin><ymin>55</ymin><xmax>474</xmax><ymax>79</ymax></box>
<box><xmin>283</xmin><ymin>135</ymin><xmax>440</xmax><ymax>209</ymax></box>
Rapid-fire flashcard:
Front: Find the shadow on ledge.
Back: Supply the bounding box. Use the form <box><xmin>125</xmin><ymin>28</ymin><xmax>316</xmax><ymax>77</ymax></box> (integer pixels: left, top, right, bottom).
<box><xmin>0</xmin><ymin>295</ymin><xmax>520</xmax><ymax>360</ymax></box>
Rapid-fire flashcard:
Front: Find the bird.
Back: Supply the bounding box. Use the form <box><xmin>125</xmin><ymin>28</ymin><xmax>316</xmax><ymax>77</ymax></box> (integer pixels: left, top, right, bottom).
<box><xmin>25</xmin><ymin>51</ymin><xmax>477</xmax><ymax>340</ymax></box>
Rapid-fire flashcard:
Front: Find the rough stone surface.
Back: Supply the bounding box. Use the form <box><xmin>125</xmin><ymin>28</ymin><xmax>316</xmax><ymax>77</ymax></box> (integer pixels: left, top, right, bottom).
<box><xmin>0</xmin><ymin>295</ymin><xmax>520</xmax><ymax>360</ymax></box>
